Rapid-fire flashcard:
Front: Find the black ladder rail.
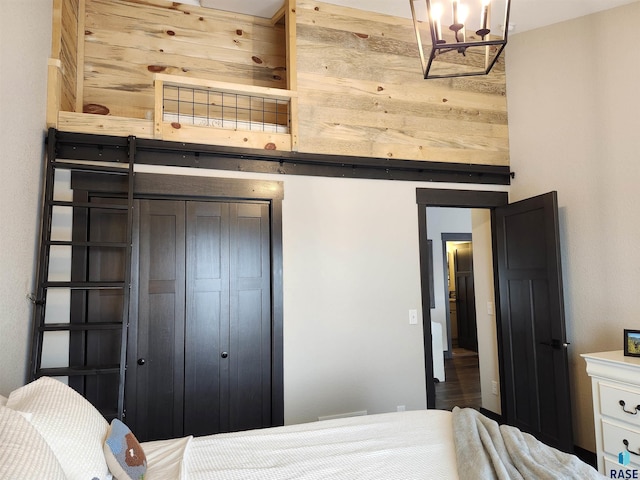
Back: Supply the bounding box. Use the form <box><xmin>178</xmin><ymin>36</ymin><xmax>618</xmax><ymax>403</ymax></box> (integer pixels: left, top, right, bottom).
<box><xmin>28</xmin><ymin>128</ymin><xmax>135</xmax><ymax>421</ymax></box>
<box><xmin>117</xmin><ymin>136</ymin><xmax>136</xmax><ymax>421</ymax></box>
<box><xmin>28</xmin><ymin>128</ymin><xmax>58</xmax><ymax>381</ymax></box>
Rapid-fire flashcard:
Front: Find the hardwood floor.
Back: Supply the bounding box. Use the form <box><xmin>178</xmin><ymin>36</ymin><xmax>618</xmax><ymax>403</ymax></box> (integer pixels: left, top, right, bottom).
<box><xmin>435</xmin><ymin>347</ymin><xmax>482</xmax><ymax>411</ymax></box>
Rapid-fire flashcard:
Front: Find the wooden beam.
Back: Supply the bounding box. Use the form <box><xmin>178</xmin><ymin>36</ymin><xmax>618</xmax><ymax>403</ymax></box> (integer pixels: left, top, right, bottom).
<box><xmin>47</xmin><ymin>59</ymin><xmax>62</xmax><ymax>129</ymax></box>
<box><xmin>52</xmin><ymin>130</ymin><xmax>512</xmax><ymax>185</ymax></box>
<box><xmin>285</xmin><ymin>0</ymin><xmax>299</xmax><ymax>151</ymax></box>
<box><xmin>75</xmin><ymin>0</ymin><xmax>86</xmax><ymax>113</ymax></box>
<box><xmin>153</xmin><ymin>74</ymin><xmax>297</xmax><ymax>100</ymax></box>
<box><xmin>50</xmin><ymin>0</ymin><xmax>63</xmax><ymax>58</ymax></box>
<box><xmin>270</xmin><ymin>3</ymin><xmax>287</xmax><ymax>26</ymax></box>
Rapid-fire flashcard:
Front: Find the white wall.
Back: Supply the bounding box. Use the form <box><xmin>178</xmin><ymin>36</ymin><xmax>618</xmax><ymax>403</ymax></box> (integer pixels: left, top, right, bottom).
<box><xmin>471</xmin><ymin>209</ymin><xmax>500</xmax><ymax>415</ymax></box>
<box><xmin>505</xmin><ymin>1</ymin><xmax>640</xmax><ymax>451</ymax></box>
<box><xmin>282</xmin><ymin>175</ymin><xmax>428</xmax><ymax>422</ymax></box>
<box><xmin>0</xmin><ymin>1</ymin><xmax>52</xmax><ymax>394</ymax></box>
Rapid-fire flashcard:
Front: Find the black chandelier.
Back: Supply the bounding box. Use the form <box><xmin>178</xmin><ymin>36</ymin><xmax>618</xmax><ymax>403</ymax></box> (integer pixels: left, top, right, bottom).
<box><xmin>409</xmin><ymin>0</ymin><xmax>511</xmax><ymax>79</ymax></box>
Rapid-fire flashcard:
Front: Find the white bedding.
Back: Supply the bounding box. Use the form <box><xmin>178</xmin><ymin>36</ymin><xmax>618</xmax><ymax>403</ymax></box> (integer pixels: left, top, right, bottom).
<box><xmin>153</xmin><ymin>410</ymin><xmax>459</xmax><ymax>480</ymax></box>
<box><xmin>2</xmin><ymin>378</ymin><xmax>599</xmax><ymax>480</ymax></box>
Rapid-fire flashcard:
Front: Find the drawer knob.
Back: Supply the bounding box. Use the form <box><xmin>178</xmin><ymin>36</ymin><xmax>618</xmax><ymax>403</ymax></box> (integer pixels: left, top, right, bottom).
<box><xmin>619</xmin><ymin>400</ymin><xmax>640</xmax><ymax>415</ymax></box>
<box><xmin>623</xmin><ymin>439</ymin><xmax>640</xmax><ymax>456</ymax></box>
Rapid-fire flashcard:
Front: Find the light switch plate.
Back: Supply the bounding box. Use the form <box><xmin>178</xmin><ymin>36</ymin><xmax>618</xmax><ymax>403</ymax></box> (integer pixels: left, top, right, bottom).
<box><xmin>409</xmin><ymin>309</ymin><xmax>418</xmax><ymax>325</ymax></box>
<box><xmin>487</xmin><ymin>301</ymin><xmax>494</xmax><ymax>316</ymax></box>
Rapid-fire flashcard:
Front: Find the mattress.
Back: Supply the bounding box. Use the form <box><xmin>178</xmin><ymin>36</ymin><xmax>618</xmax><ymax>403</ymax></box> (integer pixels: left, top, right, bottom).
<box><xmin>178</xmin><ymin>409</ymin><xmax>459</xmax><ymax>480</ymax></box>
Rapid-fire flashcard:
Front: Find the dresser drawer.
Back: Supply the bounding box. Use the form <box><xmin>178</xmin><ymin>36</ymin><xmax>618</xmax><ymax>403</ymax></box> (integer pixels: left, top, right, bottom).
<box><xmin>602</xmin><ymin>420</ymin><xmax>640</xmax><ymax>459</ymax></box>
<box><xmin>604</xmin><ymin>457</ymin><xmax>640</xmax><ymax>478</ymax></box>
<box><xmin>600</xmin><ymin>383</ymin><xmax>640</xmax><ymax>428</ymax></box>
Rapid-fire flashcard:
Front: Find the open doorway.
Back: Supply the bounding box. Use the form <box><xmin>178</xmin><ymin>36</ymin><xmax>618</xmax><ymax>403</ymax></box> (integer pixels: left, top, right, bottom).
<box><xmin>427</xmin><ymin>213</ymin><xmax>488</xmax><ymax>410</ymax></box>
<box><xmin>424</xmin><ymin>205</ymin><xmax>501</xmax><ymax>417</ymax></box>
<box><xmin>417</xmin><ymin>189</ymin><xmax>574</xmax><ymax>452</ymax></box>
<box><xmin>436</xmin><ymin>237</ymin><xmax>481</xmax><ymax>410</ymax></box>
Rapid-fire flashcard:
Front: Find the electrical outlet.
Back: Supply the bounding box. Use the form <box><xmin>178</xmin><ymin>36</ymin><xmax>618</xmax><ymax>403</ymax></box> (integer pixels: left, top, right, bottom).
<box><xmin>491</xmin><ymin>380</ymin><xmax>498</xmax><ymax>395</ymax></box>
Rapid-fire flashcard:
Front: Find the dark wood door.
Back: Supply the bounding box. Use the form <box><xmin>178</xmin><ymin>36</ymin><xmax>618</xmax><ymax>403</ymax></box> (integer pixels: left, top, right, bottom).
<box><xmin>495</xmin><ymin>191</ymin><xmax>573</xmax><ymax>452</ymax></box>
<box><xmin>129</xmin><ymin>199</ymin><xmax>186</xmax><ymax>441</ymax></box>
<box><xmin>454</xmin><ymin>242</ymin><xmax>477</xmax><ymax>352</ymax></box>
<box><xmin>227</xmin><ymin>203</ymin><xmax>272</xmax><ymax>432</ymax></box>
<box><xmin>128</xmin><ymin>199</ymin><xmax>272</xmax><ymax>441</ymax></box>
<box><xmin>183</xmin><ymin>201</ymin><xmax>228</xmax><ymax>436</ymax></box>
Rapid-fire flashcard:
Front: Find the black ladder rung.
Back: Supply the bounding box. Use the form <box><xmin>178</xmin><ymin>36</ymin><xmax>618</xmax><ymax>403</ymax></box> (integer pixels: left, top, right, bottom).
<box><xmin>52</xmin><ymin>160</ymin><xmax>130</xmax><ymax>175</ymax></box>
<box><xmin>47</xmin><ymin>240</ymin><xmax>129</xmax><ymax>248</ymax></box>
<box><xmin>50</xmin><ymin>200</ymin><xmax>128</xmax><ymax>210</ymax></box>
<box><xmin>36</xmin><ymin>365</ymin><xmax>121</xmax><ymax>377</ymax></box>
<box><xmin>41</xmin><ymin>322</ymin><xmax>123</xmax><ymax>332</ymax></box>
<box><xmin>43</xmin><ymin>281</ymin><xmax>125</xmax><ymax>289</ymax></box>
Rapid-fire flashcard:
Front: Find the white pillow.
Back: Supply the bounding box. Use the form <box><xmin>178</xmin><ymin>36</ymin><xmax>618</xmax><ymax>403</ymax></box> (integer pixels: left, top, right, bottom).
<box><xmin>0</xmin><ymin>405</ymin><xmax>67</xmax><ymax>480</ymax></box>
<box><xmin>6</xmin><ymin>377</ymin><xmax>111</xmax><ymax>480</ymax></box>
<box><xmin>0</xmin><ymin>394</ymin><xmax>7</xmax><ymax>407</ymax></box>
<box><xmin>143</xmin><ymin>435</ymin><xmax>192</xmax><ymax>480</ymax></box>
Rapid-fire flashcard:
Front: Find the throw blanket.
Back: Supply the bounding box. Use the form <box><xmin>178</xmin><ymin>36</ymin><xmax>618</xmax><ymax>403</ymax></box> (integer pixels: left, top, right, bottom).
<box><xmin>452</xmin><ymin>407</ymin><xmax>605</xmax><ymax>480</ymax></box>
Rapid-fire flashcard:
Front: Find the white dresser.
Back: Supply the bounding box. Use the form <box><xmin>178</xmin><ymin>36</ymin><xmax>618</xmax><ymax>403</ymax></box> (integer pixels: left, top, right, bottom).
<box><xmin>582</xmin><ymin>351</ymin><xmax>640</xmax><ymax>476</ymax></box>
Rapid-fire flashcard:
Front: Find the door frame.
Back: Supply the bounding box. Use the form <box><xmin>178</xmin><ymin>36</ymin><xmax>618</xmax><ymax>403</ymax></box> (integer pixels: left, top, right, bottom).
<box><xmin>416</xmin><ymin>189</ymin><xmax>508</xmax><ymax>410</ymax></box>
<box><xmin>70</xmin><ymin>172</ymin><xmax>285</xmax><ymax>426</ymax></box>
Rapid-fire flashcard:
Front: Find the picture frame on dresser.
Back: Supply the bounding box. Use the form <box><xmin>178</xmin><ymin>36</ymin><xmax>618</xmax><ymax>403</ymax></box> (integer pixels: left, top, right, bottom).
<box><xmin>624</xmin><ymin>329</ymin><xmax>640</xmax><ymax>357</ymax></box>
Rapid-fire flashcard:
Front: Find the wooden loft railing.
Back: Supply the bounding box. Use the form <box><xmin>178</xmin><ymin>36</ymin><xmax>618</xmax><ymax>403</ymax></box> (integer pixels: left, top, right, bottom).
<box><xmin>153</xmin><ymin>74</ymin><xmax>298</xmax><ymax>151</ymax></box>
<box><xmin>48</xmin><ymin>72</ymin><xmax>298</xmax><ymax>152</ymax></box>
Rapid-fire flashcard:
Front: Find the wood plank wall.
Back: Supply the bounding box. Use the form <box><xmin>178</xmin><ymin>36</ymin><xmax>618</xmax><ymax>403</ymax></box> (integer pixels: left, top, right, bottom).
<box><xmin>294</xmin><ymin>0</ymin><xmax>509</xmax><ymax>165</ymax></box>
<box><xmin>58</xmin><ymin>0</ymin><xmax>509</xmax><ymax>166</ymax></box>
<box><xmin>81</xmin><ymin>0</ymin><xmax>287</xmax><ymax>119</ymax></box>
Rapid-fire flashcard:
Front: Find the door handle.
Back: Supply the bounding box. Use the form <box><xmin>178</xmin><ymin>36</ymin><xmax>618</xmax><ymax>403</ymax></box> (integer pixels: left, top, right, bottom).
<box><xmin>539</xmin><ymin>339</ymin><xmax>570</xmax><ymax>349</ymax></box>
<box><xmin>221</xmin><ymin>351</ymin><xmax>229</xmax><ymax>359</ymax></box>
<box><xmin>137</xmin><ymin>358</ymin><xmax>146</xmax><ymax>366</ymax></box>
<box><xmin>623</xmin><ymin>439</ymin><xmax>640</xmax><ymax>456</ymax></box>
<box><xmin>619</xmin><ymin>400</ymin><xmax>640</xmax><ymax>415</ymax></box>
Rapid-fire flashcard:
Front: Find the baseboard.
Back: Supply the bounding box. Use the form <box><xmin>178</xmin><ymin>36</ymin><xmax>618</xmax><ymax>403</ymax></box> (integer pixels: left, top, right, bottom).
<box><xmin>573</xmin><ymin>446</ymin><xmax>597</xmax><ymax>468</ymax></box>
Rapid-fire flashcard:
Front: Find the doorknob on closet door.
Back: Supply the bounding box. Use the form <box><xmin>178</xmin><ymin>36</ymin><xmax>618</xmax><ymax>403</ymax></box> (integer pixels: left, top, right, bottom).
<box><xmin>137</xmin><ymin>358</ymin><xmax>146</xmax><ymax>366</ymax></box>
<box><xmin>221</xmin><ymin>352</ymin><xmax>229</xmax><ymax>359</ymax></box>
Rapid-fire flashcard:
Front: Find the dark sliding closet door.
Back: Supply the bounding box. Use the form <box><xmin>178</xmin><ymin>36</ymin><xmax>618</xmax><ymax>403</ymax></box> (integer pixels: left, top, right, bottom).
<box><xmin>127</xmin><ymin>199</ymin><xmax>272</xmax><ymax>441</ymax></box>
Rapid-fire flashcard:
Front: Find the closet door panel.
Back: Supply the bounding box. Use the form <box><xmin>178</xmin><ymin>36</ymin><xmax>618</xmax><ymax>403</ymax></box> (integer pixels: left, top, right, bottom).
<box><xmin>132</xmin><ymin>200</ymin><xmax>186</xmax><ymax>442</ymax></box>
<box><xmin>184</xmin><ymin>202</ymin><xmax>230</xmax><ymax>437</ymax></box>
<box><xmin>71</xmin><ymin>196</ymin><xmax>127</xmax><ymax>414</ymax></box>
<box><xmin>229</xmin><ymin>203</ymin><xmax>272</xmax><ymax>432</ymax></box>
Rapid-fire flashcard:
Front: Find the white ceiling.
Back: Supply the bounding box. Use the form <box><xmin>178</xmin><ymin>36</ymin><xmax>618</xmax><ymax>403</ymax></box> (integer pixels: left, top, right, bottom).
<box><xmin>183</xmin><ymin>0</ymin><xmax>639</xmax><ymax>34</ymax></box>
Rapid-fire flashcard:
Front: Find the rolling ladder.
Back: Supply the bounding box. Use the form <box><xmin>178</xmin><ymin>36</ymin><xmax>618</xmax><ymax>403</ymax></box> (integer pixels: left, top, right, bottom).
<box><xmin>29</xmin><ymin>129</ymin><xmax>135</xmax><ymax>421</ymax></box>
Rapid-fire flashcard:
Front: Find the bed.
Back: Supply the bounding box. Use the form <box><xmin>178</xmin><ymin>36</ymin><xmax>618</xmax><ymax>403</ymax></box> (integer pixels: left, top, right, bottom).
<box><xmin>0</xmin><ymin>377</ymin><xmax>604</xmax><ymax>480</ymax></box>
